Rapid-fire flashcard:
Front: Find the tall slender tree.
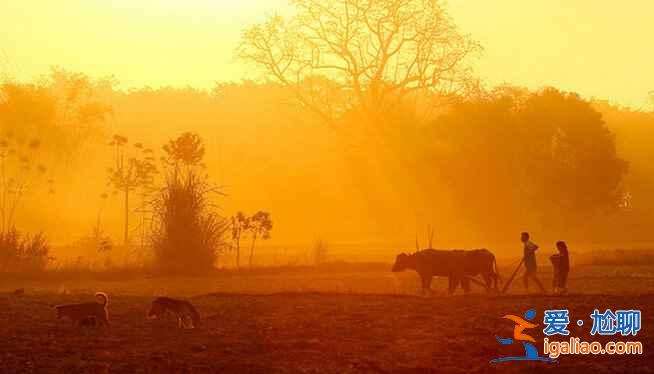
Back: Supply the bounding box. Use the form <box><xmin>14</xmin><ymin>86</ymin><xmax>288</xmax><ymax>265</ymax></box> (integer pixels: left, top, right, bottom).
<box><xmin>107</xmin><ymin>135</ymin><xmax>156</xmax><ymax>245</ymax></box>
<box><xmin>248</xmin><ymin>211</ymin><xmax>272</xmax><ymax>267</ymax></box>
<box><xmin>231</xmin><ymin>212</ymin><xmax>250</xmax><ymax>269</ymax></box>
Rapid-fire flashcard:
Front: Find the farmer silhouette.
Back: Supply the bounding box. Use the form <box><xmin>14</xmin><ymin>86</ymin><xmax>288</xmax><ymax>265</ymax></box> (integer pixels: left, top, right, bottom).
<box><xmin>490</xmin><ymin>309</ymin><xmax>558</xmax><ymax>363</ymax></box>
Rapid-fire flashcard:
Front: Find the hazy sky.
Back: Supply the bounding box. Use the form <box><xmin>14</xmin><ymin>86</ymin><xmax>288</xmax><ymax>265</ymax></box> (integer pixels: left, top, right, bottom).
<box><xmin>1</xmin><ymin>0</ymin><xmax>652</xmax><ymax>108</ymax></box>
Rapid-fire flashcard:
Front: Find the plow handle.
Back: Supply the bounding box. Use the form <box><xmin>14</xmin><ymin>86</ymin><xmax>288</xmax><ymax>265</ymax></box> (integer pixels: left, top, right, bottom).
<box><xmin>501</xmin><ymin>258</ymin><xmax>525</xmax><ymax>294</ymax></box>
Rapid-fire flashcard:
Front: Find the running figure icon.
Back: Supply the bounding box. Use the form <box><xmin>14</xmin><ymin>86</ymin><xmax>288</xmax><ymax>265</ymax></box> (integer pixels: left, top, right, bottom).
<box><xmin>491</xmin><ymin>309</ymin><xmax>558</xmax><ymax>363</ymax></box>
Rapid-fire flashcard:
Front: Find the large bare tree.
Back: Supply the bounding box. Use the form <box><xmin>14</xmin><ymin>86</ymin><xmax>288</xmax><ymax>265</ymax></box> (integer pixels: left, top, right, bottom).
<box><xmin>238</xmin><ymin>0</ymin><xmax>480</xmax><ymax>123</ymax></box>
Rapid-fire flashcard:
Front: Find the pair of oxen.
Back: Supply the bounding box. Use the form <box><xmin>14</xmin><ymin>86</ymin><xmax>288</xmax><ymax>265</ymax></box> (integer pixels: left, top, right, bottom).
<box><xmin>392</xmin><ymin>249</ymin><xmax>501</xmax><ymax>294</ymax></box>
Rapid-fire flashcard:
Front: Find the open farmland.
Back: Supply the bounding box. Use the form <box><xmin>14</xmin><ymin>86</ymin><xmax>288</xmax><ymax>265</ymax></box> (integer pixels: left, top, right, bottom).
<box><xmin>1</xmin><ymin>264</ymin><xmax>652</xmax><ymax>373</ymax></box>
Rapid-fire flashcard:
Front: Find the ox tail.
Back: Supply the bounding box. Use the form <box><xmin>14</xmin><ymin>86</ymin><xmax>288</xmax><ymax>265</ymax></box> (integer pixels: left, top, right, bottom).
<box><xmin>95</xmin><ymin>292</ymin><xmax>109</xmax><ymax>306</ymax></box>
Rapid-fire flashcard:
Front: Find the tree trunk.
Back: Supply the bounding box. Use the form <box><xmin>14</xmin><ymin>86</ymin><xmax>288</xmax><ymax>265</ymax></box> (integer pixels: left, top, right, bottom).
<box><xmin>124</xmin><ymin>187</ymin><xmax>129</xmax><ymax>245</ymax></box>
<box><xmin>235</xmin><ymin>235</ymin><xmax>240</xmax><ymax>269</ymax></box>
<box><xmin>249</xmin><ymin>233</ymin><xmax>257</xmax><ymax>268</ymax></box>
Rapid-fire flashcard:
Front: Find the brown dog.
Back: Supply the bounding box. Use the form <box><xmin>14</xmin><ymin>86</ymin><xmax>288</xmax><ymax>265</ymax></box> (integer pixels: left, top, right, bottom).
<box><xmin>147</xmin><ymin>297</ymin><xmax>200</xmax><ymax>329</ymax></box>
<box><xmin>55</xmin><ymin>292</ymin><xmax>109</xmax><ymax>327</ymax></box>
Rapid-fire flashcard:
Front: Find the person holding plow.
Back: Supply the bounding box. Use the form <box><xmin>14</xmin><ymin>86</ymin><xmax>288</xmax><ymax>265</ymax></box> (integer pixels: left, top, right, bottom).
<box><xmin>521</xmin><ymin>232</ymin><xmax>547</xmax><ymax>294</ymax></box>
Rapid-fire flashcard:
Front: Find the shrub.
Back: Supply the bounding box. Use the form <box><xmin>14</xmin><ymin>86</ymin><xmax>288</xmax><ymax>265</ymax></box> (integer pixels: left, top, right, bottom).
<box><xmin>150</xmin><ymin>172</ymin><xmax>228</xmax><ymax>274</ymax></box>
<box><xmin>0</xmin><ymin>228</ymin><xmax>51</xmax><ymax>272</ymax></box>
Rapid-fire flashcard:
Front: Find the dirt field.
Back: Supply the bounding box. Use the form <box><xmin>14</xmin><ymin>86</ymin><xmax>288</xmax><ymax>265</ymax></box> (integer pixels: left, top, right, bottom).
<box><xmin>1</xmin><ymin>265</ymin><xmax>652</xmax><ymax>373</ymax></box>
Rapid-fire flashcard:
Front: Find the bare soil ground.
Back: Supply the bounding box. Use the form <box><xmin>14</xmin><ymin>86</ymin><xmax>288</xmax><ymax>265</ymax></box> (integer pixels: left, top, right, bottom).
<box><xmin>0</xmin><ymin>265</ymin><xmax>652</xmax><ymax>373</ymax></box>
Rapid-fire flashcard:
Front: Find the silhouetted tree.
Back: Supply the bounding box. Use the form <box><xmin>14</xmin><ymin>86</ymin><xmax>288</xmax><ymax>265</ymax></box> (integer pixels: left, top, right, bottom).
<box><xmin>435</xmin><ymin>87</ymin><xmax>628</xmax><ymax>239</ymax></box>
<box><xmin>107</xmin><ymin>135</ymin><xmax>157</xmax><ymax>245</ymax></box>
<box><xmin>238</xmin><ymin>0</ymin><xmax>480</xmax><ymax>123</ymax></box>
<box><xmin>590</xmin><ymin>100</ymin><xmax>654</xmax><ymax>242</ymax></box>
<box><xmin>247</xmin><ymin>211</ymin><xmax>272</xmax><ymax>267</ymax></box>
<box><xmin>48</xmin><ymin>68</ymin><xmax>113</xmax><ymax>163</ymax></box>
<box><xmin>133</xmin><ymin>144</ymin><xmax>158</xmax><ymax>254</ymax></box>
<box><xmin>0</xmin><ymin>134</ymin><xmax>51</xmax><ymax>234</ymax></box>
<box><xmin>162</xmin><ymin>132</ymin><xmax>205</xmax><ymax>179</ymax></box>
<box><xmin>231</xmin><ymin>212</ymin><xmax>250</xmax><ymax>269</ymax></box>
<box><xmin>0</xmin><ymin>69</ymin><xmax>111</xmax><ymax>165</ymax></box>
<box><xmin>151</xmin><ymin>133</ymin><xmax>227</xmax><ymax>274</ymax></box>
<box><xmin>89</xmin><ymin>192</ymin><xmax>112</xmax><ymax>255</ymax></box>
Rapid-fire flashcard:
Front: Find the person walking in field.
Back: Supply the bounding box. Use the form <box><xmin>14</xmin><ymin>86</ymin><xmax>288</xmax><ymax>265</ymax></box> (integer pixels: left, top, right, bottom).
<box><xmin>521</xmin><ymin>232</ymin><xmax>546</xmax><ymax>294</ymax></box>
<box><xmin>550</xmin><ymin>241</ymin><xmax>570</xmax><ymax>295</ymax></box>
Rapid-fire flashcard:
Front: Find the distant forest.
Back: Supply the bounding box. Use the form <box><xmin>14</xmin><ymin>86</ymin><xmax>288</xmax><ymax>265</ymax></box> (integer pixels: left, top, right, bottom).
<box><xmin>0</xmin><ymin>69</ymin><xmax>651</xmax><ymax>253</ymax></box>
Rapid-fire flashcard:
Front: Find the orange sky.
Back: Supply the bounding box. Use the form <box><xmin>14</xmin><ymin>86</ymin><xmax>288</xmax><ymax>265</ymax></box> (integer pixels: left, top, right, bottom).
<box><xmin>1</xmin><ymin>0</ymin><xmax>653</xmax><ymax>108</ymax></box>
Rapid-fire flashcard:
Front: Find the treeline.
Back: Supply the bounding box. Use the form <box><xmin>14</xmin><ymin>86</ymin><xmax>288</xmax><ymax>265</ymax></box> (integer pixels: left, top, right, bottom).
<box><xmin>0</xmin><ymin>69</ymin><xmax>653</xmax><ymax>271</ymax></box>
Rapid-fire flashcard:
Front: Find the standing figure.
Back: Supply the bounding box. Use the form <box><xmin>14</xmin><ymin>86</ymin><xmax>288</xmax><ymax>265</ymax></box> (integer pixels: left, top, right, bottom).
<box><xmin>550</xmin><ymin>241</ymin><xmax>570</xmax><ymax>295</ymax></box>
<box><xmin>520</xmin><ymin>232</ymin><xmax>546</xmax><ymax>294</ymax></box>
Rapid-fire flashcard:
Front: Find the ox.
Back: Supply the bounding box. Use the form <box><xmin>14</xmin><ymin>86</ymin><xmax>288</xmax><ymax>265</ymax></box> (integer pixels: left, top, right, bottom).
<box><xmin>391</xmin><ymin>248</ymin><xmax>500</xmax><ymax>295</ymax></box>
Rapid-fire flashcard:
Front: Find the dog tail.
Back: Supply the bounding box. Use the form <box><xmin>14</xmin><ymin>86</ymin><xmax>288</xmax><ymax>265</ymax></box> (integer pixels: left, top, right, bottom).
<box><xmin>95</xmin><ymin>292</ymin><xmax>109</xmax><ymax>306</ymax></box>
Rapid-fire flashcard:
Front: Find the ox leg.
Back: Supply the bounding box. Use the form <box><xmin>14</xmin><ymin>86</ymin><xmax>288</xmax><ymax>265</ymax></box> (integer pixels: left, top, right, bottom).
<box><xmin>421</xmin><ymin>276</ymin><xmax>433</xmax><ymax>296</ymax></box>
<box><xmin>448</xmin><ymin>276</ymin><xmax>458</xmax><ymax>295</ymax></box>
<box><xmin>483</xmin><ymin>274</ymin><xmax>492</xmax><ymax>293</ymax></box>
<box><xmin>461</xmin><ymin>278</ymin><xmax>470</xmax><ymax>294</ymax></box>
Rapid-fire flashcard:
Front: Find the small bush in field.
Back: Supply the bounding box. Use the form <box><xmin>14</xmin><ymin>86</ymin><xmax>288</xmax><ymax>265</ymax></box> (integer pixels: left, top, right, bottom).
<box><xmin>0</xmin><ymin>228</ymin><xmax>51</xmax><ymax>272</ymax></box>
<box><xmin>151</xmin><ymin>174</ymin><xmax>228</xmax><ymax>273</ymax></box>
<box><xmin>150</xmin><ymin>133</ymin><xmax>228</xmax><ymax>274</ymax></box>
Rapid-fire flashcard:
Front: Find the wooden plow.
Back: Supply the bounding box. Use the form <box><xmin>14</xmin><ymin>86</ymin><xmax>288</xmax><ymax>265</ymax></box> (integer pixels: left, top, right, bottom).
<box><xmin>500</xmin><ymin>258</ymin><xmax>525</xmax><ymax>294</ymax></box>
